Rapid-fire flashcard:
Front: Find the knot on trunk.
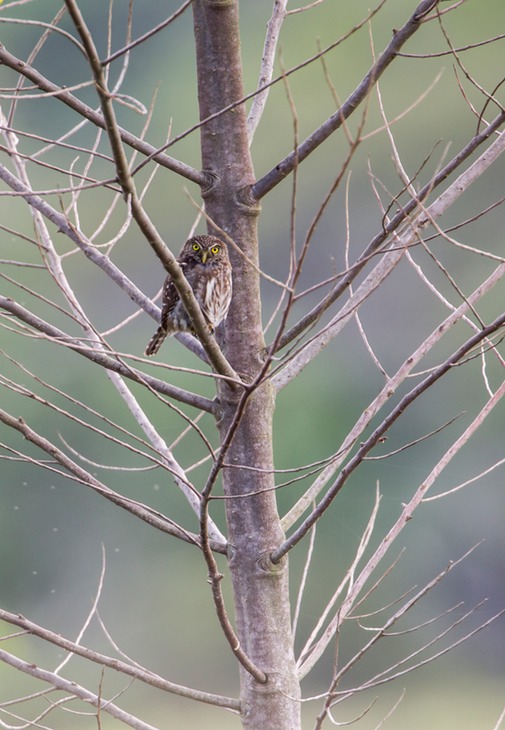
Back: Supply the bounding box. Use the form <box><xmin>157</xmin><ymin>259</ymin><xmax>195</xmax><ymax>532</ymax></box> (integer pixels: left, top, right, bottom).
<box><xmin>257</xmin><ymin>551</ymin><xmax>288</xmax><ymax>575</ymax></box>
<box><xmin>234</xmin><ymin>184</ymin><xmax>261</xmax><ymax>216</ymax></box>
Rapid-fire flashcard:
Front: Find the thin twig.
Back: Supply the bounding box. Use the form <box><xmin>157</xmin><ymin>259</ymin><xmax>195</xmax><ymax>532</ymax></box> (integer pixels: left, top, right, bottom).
<box><xmin>0</xmin><ymin>610</ymin><xmax>239</xmax><ymax>710</ymax></box>
<box><xmin>102</xmin><ymin>0</ymin><xmax>193</xmax><ymax>65</ymax></box>
<box><xmin>0</xmin><ymin>295</ymin><xmax>216</xmax><ymax>412</ymax></box>
<box><xmin>0</xmin><ymin>406</ymin><xmax>226</xmax><ymax>552</ymax></box>
<box><xmin>301</xmin><ymin>543</ymin><xmax>481</xmax><ymax>683</ymax></box>
<box><xmin>273</xmin><ymin>110</ymin><xmax>505</xmax><ymax>354</ymax></box>
<box><xmin>129</xmin><ymin>0</ymin><xmax>389</xmax><ymax>179</ymax></box>
<box><xmin>272</xmin><ymin>121</ymin><xmax>505</xmax><ymax>391</ymax></box>
<box><xmin>274</xmin><ymin>310</ymin><xmax>505</xmax><ymax>563</ymax></box>
<box><xmin>252</xmin><ymin>0</ymin><xmax>440</xmax><ymax>198</ymax></box>
<box><xmin>0</xmin><ymin>646</ymin><xmax>158</xmax><ymax>730</ymax></box>
<box><xmin>0</xmin><ymin>45</ymin><xmax>204</xmax><ymax>185</ymax></box>
<box><xmin>247</xmin><ymin>0</ymin><xmax>287</xmax><ymax>142</ymax></box>
<box><xmin>63</xmin><ymin>0</ymin><xmax>239</xmax><ymax>384</ymax></box>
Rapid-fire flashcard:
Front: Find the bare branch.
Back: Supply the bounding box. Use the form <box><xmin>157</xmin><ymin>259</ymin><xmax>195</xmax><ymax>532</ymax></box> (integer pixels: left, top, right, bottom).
<box><xmin>296</xmin><ymin>487</ymin><xmax>382</xmax><ymax>664</ymax></box>
<box><xmin>0</xmin><ymin>296</ymin><xmax>216</xmax><ymax>412</ymax></box>
<box><xmin>104</xmin><ymin>370</ymin><xmax>226</xmax><ymax>546</ymax></box>
<box><xmin>493</xmin><ymin>704</ymin><xmax>505</xmax><ymax>730</ymax></box>
<box><xmin>296</xmin><ymin>368</ymin><xmax>505</xmax><ymax>673</ymax></box>
<box><xmin>364</xmin><ymin>414</ymin><xmax>464</xmax><ymax>461</ymax></box>
<box><xmin>2</xmin><ymin>2</ymin><xmax>504</xmax><ymax>726</ymax></box>
<box><xmin>102</xmin><ymin>0</ymin><xmax>193</xmax><ymax>66</ymax></box>
<box><xmin>274</xmin><ymin>110</ymin><xmax>505</xmax><ymax>353</ymax></box>
<box><xmin>287</xmin><ymin>1</ymin><xmax>328</xmax><ymax>15</ymax></box>
<box><xmin>274</xmin><ymin>310</ymin><xmax>505</xmax><ymax>560</ymax></box>
<box><xmin>341</xmin><ymin>605</ymin><xmax>505</xmax><ymax>697</ymax></box>
<box><xmin>423</xmin><ymin>456</ymin><xmax>505</xmax><ymax>502</ymax></box>
<box><xmin>272</xmin><ymin>123</ymin><xmax>505</xmax><ymax>391</ymax></box>
<box><xmin>397</xmin><ymin>33</ymin><xmax>505</xmax><ymax>59</ymax></box>
<box><xmin>0</xmin><ymin>45</ymin><xmax>204</xmax><ymax>185</ymax></box>
<box><xmin>292</xmin><ymin>518</ymin><xmax>317</xmax><ymax>639</ymax></box>
<box><xmin>252</xmin><ymin>0</ymin><xmax>441</xmax><ymax>199</ymax></box>
<box><xmin>197</xmin><ymin>385</ymin><xmax>269</xmax><ymax>684</ymax></box>
<box><xmin>0</xmin><ymin>610</ymin><xmax>240</xmax><ymax>711</ymax></box>
<box><xmin>0</xmin><ymin>159</ymin><xmax>159</xmax><ymax>324</ymax></box>
<box><xmin>2</xmin><ymin>105</ymin><xmax>225</xmax><ymax>537</ymax></box>
<box><xmin>131</xmin><ymin>0</ymin><xmax>389</xmax><ymax>177</ymax></box>
<box><xmin>0</xmin><ymin>406</ymin><xmax>227</xmax><ymax>552</ymax></box>
<box><xmin>299</xmin><ymin>543</ymin><xmax>482</xmax><ymax>680</ymax></box>
<box><xmin>0</xmin><ymin>647</ymin><xmax>159</xmax><ymax>730</ymax></box>
<box><xmin>247</xmin><ymin>0</ymin><xmax>287</xmax><ymax>142</ymax></box>
<box><xmin>0</xmin><ymin>15</ymin><xmax>85</xmax><ymax>55</ymax></box>
<box><xmin>61</xmin><ymin>0</ymin><xmax>239</xmax><ymax>384</ymax></box>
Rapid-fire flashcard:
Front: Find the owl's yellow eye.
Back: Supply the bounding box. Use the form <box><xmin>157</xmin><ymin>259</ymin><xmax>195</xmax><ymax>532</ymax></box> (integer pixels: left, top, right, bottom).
<box><xmin>192</xmin><ymin>243</ymin><xmax>201</xmax><ymax>252</ymax></box>
<box><xmin>211</xmin><ymin>246</ymin><xmax>220</xmax><ymax>255</ymax></box>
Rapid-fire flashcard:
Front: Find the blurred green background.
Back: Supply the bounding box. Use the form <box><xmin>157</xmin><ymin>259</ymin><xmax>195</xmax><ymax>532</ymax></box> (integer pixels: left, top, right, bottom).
<box><xmin>1</xmin><ymin>1</ymin><xmax>504</xmax><ymax>727</ymax></box>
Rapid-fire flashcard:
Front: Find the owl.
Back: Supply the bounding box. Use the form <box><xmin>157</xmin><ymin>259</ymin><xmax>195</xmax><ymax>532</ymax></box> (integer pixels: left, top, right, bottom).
<box><xmin>145</xmin><ymin>234</ymin><xmax>232</xmax><ymax>356</ymax></box>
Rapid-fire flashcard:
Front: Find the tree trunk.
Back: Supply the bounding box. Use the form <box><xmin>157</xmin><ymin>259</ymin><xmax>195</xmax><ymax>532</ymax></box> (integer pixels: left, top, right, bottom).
<box><xmin>192</xmin><ymin>2</ymin><xmax>301</xmax><ymax>728</ymax></box>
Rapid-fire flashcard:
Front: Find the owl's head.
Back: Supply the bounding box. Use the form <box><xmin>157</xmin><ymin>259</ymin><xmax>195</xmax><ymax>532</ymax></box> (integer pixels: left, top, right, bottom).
<box><xmin>183</xmin><ymin>235</ymin><xmax>229</xmax><ymax>265</ymax></box>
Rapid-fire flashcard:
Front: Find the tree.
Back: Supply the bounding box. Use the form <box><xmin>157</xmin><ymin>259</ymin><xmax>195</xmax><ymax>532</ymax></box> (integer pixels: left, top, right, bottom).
<box><xmin>0</xmin><ymin>0</ymin><xmax>504</xmax><ymax>728</ymax></box>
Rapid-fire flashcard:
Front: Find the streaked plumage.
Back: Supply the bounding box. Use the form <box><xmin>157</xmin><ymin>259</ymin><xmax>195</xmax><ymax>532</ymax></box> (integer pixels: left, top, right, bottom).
<box><xmin>145</xmin><ymin>235</ymin><xmax>232</xmax><ymax>356</ymax></box>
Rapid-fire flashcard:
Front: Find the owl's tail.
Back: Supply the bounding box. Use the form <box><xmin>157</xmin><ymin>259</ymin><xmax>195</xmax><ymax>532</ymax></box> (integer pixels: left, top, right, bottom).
<box><xmin>144</xmin><ymin>326</ymin><xmax>168</xmax><ymax>356</ymax></box>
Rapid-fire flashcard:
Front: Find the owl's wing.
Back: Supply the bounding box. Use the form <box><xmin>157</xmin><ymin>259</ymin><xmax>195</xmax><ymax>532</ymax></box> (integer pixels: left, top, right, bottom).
<box><xmin>160</xmin><ymin>276</ymin><xmax>180</xmax><ymax>331</ymax></box>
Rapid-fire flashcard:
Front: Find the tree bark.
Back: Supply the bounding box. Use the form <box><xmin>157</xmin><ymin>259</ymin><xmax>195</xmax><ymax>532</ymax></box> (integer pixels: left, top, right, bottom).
<box><xmin>192</xmin><ymin>2</ymin><xmax>301</xmax><ymax>727</ymax></box>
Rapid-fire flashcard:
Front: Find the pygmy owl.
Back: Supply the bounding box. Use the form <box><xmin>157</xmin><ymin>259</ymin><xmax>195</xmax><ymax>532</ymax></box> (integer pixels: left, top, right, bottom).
<box><xmin>145</xmin><ymin>234</ymin><xmax>232</xmax><ymax>356</ymax></box>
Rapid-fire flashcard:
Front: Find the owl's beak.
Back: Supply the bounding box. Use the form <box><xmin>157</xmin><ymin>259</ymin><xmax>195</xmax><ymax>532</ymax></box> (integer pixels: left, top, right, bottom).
<box><xmin>201</xmin><ymin>250</ymin><xmax>208</xmax><ymax>264</ymax></box>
